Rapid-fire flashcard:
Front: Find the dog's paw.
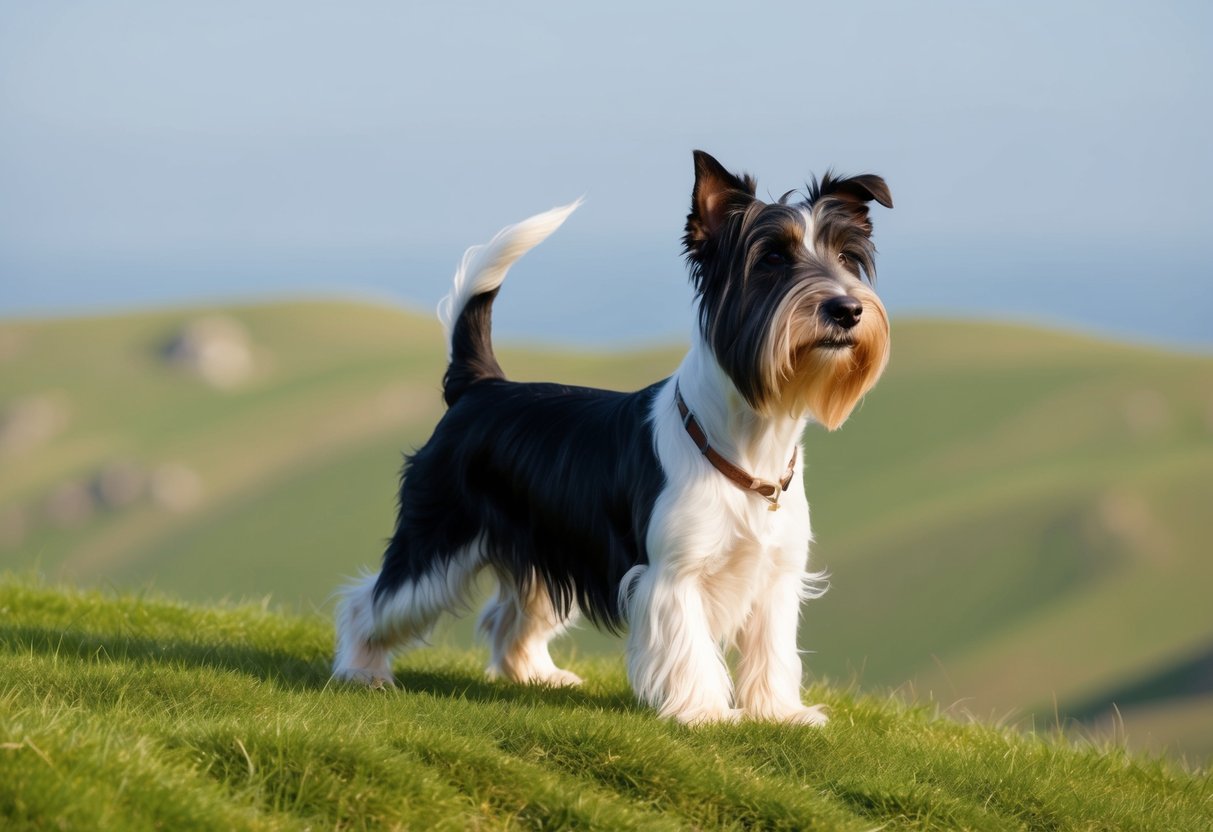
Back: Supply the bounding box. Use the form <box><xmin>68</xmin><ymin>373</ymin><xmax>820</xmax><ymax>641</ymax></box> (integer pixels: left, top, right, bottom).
<box><xmin>777</xmin><ymin>704</ymin><xmax>830</xmax><ymax>726</ymax></box>
<box><xmin>742</xmin><ymin>703</ymin><xmax>830</xmax><ymax>726</ymax></box>
<box><xmin>333</xmin><ymin>668</ymin><xmax>397</xmax><ymax>689</ymax></box>
<box><xmin>538</xmin><ymin>668</ymin><xmax>585</xmax><ymax>688</ymax></box>
<box><xmin>486</xmin><ymin>665</ymin><xmax>584</xmax><ymax>687</ymax></box>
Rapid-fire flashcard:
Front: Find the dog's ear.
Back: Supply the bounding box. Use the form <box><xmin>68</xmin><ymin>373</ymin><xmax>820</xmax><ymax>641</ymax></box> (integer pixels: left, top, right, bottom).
<box><xmin>684</xmin><ymin>151</ymin><xmax>756</xmax><ymax>250</ymax></box>
<box><xmin>810</xmin><ymin>172</ymin><xmax>893</xmax><ymax>237</ymax></box>
<box><xmin>824</xmin><ymin>174</ymin><xmax>893</xmax><ymax>210</ymax></box>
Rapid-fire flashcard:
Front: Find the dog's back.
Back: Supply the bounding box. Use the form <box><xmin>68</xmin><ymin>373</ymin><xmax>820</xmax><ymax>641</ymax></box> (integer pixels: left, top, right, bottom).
<box><xmin>381</xmin><ymin>378</ymin><xmax>665</xmax><ymax>631</ymax></box>
<box><xmin>388</xmin><ymin>196</ymin><xmax>664</xmax><ymax>628</ymax></box>
<box><xmin>334</xmin><ymin>198</ymin><xmax>663</xmax><ymax>688</ymax></box>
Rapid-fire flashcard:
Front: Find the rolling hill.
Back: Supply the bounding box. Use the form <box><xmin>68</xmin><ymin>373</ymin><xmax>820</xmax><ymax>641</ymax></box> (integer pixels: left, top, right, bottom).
<box><xmin>1</xmin><ymin>300</ymin><xmax>1211</xmax><ymax>764</ymax></box>
<box><xmin>3</xmin><ymin>580</ymin><xmax>1210</xmax><ymax>830</ymax></box>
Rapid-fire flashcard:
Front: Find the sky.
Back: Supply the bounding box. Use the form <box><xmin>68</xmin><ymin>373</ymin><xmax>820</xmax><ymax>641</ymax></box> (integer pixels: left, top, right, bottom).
<box><xmin>1</xmin><ymin>1</ymin><xmax>1210</xmax><ymax>348</ymax></box>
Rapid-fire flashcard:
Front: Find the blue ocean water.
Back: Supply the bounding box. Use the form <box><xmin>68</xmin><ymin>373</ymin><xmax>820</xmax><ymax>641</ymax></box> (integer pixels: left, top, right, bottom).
<box><xmin>3</xmin><ymin>237</ymin><xmax>1210</xmax><ymax>353</ymax></box>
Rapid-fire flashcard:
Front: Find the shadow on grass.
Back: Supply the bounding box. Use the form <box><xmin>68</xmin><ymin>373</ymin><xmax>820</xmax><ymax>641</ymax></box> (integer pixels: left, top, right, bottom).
<box><xmin>0</xmin><ymin>623</ymin><xmax>330</xmax><ymax>686</ymax></box>
<box><xmin>0</xmin><ymin>623</ymin><xmax>637</xmax><ymax>712</ymax></box>
<box><xmin>394</xmin><ymin>664</ymin><xmax>638</xmax><ymax>713</ymax></box>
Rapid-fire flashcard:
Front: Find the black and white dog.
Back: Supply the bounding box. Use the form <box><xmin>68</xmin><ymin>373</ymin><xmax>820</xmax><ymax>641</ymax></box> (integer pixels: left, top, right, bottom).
<box><xmin>334</xmin><ymin>151</ymin><xmax>892</xmax><ymax>724</ymax></box>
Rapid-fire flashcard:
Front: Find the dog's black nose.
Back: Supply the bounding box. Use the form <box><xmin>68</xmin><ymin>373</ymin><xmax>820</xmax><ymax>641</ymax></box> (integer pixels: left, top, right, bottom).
<box><xmin>823</xmin><ymin>296</ymin><xmax>863</xmax><ymax>330</ymax></box>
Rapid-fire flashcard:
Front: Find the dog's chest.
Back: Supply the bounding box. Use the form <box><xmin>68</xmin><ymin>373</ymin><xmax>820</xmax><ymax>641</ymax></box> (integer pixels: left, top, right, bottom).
<box><xmin>703</xmin><ymin>505</ymin><xmax>790</xmax><ymax>584</ymax></box>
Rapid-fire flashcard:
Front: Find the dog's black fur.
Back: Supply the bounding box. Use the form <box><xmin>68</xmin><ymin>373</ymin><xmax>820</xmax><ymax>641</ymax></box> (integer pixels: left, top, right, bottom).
<box><xmin>373</xmin><ymin>150</ymin><xmax>891</xmax><ymax>638</ymax></box>
<box><xmin>377</xmin><ymin>359</ymin><xmax>666</xmax><ymax>632</ymax></box>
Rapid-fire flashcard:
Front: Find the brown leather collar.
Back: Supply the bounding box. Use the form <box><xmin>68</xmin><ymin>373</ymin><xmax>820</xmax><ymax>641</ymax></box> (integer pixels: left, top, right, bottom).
<box><xmin>674</xmin><ymin>381</ymin><xmax>797</xmax><ymax>511</ymax></box>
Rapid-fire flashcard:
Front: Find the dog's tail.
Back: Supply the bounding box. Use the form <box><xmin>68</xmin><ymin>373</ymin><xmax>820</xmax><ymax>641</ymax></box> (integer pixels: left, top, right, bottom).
<box><xmin>437</xmin><ymin>199</ymin><xmax>582</xmax><ymax>406</ymax></box>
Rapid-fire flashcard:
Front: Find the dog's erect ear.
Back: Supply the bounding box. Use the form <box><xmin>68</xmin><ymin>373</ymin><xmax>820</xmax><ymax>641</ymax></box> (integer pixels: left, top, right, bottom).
<box><xmin>685</xmin><ymin>150</ymin><xmax>757</xmax><ymax>250</ymax></box>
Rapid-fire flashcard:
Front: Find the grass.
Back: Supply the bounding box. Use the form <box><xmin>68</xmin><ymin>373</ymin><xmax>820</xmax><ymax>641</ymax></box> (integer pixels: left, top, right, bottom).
<box><xmin>2</xmin><ymin>577</ymin><xmax>1210</xmax><ymax>831</ymax></box>
<box><xmin>2</xmin><ymin>300</ymin><xmax>1213</xmax><ymax>762</ymax></box>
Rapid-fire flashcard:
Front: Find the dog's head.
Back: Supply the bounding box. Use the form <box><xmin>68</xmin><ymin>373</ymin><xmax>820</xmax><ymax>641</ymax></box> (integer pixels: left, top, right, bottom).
<box><xmin>683</xmin><ymin>150</ymin><xmax>893</xmax><ymax>429</ymax></box>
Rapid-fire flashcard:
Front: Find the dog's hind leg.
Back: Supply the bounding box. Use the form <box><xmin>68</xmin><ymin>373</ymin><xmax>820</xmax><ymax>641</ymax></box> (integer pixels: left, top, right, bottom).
<box><xmin>478</xmin><ymin>569</ymin><xmax>583</xmax><ymax>687</ymax></box>
<box><xmin>333</xmin><ymin>546</ymin><xmax>483</xmax><ymax>686</ymax></box>
<box><xmin>333</xmin><ymin>572</ymin><xmax>396</xmax><ymax>686</ymax></box>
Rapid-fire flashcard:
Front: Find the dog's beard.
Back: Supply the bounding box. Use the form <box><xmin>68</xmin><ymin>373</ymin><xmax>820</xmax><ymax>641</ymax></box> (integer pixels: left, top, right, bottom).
<box><xmin>765</xmin><ymin>284</ymin><xmax>890</xmax><ymax>429</ymax></box>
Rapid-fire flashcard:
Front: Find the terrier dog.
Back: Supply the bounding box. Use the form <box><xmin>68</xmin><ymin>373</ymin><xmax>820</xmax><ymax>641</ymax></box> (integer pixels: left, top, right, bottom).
<box><xmin>334</xmin><ymin>151</ymin><xmax>892</xmax><ymax>724</ymax></box>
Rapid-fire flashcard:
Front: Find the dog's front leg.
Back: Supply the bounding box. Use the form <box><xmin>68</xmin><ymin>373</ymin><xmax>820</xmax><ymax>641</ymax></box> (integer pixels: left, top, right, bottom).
<box><xmin>734</xmin><ymin>567</ymin><xmax>828</xmax><ymax>726</ymax></box>
<box><xmin>624</xmin><ymin>566</ymin><xmax>738</xmax><ymax>724</ymax></box>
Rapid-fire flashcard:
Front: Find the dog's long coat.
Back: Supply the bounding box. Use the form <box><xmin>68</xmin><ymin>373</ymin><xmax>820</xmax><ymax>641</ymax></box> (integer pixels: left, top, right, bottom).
<box><xmin>334</xmin><ymin>152</ymin><xmax>892</xmax><ymax>724</ymax></box>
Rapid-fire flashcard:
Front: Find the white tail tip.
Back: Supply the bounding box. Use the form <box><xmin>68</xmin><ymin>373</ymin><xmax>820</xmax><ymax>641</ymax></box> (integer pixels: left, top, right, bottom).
<box><xmin>437</xmin><ymin>198</ymin><xmax>584</xmax><ymax>339</ymax></box>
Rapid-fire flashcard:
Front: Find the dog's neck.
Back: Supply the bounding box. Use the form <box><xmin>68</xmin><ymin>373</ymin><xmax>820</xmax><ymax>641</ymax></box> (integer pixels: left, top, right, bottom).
<box><xmin>673</xmin><ymin>337</ymin><xmax>807</xmax><ymax>481</ymax></box>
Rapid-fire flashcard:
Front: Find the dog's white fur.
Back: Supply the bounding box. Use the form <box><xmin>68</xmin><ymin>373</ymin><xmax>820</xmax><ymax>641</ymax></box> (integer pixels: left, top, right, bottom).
<box><xmin>626</xmin><ymin>338</ymin><xmax>828</xmax><ymax>724</ymax></box>
<box><xmin>336</xmin><ymin>200</ymin><xmax>831</xmax><ymax>724</ymax></box>
<box><xmin>436</xmin><ymin>199</ymin><xmax>582</xmax><ymax>346</ymax></box>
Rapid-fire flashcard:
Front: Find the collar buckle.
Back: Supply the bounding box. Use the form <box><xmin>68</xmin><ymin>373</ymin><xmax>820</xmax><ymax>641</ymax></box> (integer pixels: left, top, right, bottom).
<box><xmin>674</xmin><ymin>380</ymin><xmax>797</xmax><ymax>509</ymax></box>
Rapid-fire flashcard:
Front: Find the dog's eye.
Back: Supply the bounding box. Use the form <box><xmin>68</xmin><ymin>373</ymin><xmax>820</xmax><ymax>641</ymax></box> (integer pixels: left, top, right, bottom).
<box><xmin>763</xmin><ymin>252</ymin><xmax>787</xmax><ymax>267</ymax></box>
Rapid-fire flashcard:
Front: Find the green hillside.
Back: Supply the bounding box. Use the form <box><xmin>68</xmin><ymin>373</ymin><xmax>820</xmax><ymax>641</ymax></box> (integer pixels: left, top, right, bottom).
<box><xmin>802</xmin><ymin>322</ymin><xmax>1213</xmax><ymax>761</ymax></box>
<box><xmin>3</xmin><ymin>580</ymin><xmax>1210</xmax><ymax>831</ymax></box>
<box><xmin>1</xmin><ymin>301</ymin><xmax>1211</xmax><ymax>764</ymax></box>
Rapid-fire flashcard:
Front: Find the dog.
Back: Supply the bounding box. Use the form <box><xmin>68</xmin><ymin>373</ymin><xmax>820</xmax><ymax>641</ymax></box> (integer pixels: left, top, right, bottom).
<box><xmin>333</xmin><ymin>151</ymin><xmax>892</xmax><ymax>724</ymax></box>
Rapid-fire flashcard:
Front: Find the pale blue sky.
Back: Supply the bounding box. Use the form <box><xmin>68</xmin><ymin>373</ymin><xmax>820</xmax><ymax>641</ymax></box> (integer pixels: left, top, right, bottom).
<box><xmin>2</xmin><ymin>1</ymin><xmax>1210</xmax><ymax>347</ymax></box>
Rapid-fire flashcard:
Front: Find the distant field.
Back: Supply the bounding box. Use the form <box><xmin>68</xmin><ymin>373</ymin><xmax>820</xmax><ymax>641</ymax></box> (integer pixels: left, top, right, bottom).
<box><xmin>1</xmin><ymin>300</ymin><xmax>1211</xmax><ymax>764</ymax></box>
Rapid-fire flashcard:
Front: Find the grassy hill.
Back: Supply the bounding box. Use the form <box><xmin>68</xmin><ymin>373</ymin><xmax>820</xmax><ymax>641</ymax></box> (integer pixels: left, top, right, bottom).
<box><xmin>3</xmin><ymin>579</ymin><xmax>1210</xmax><ymax>831</ymax></box>
<box><xmin>2</xmin><ymin>300</ymin><xmax>1212</xmax><ymax>764</ymax></box>
<box><xmin>801</xmin><ymin>321</ymin><xmax>1213</xmax><ymax>761</ymax></box>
